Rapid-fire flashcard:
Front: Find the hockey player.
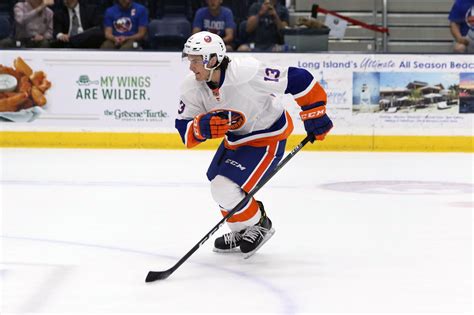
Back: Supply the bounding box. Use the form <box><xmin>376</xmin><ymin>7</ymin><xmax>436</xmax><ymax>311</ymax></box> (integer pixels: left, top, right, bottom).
<box><xmin>175</xmin><ymin>31</ymin><xmax>332</xmax><ymax>257</ymax></box>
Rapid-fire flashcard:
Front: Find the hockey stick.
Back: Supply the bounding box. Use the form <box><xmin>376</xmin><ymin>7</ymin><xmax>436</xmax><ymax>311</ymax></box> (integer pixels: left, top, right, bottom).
<box><xmin>145</xmin><ymin>135</ymin><xmax>314</xmax><ymax>282</ymax></box>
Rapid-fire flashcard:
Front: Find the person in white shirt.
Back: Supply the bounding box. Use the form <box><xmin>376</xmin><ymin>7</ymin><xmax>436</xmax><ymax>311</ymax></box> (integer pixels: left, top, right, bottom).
<box><xmin>0</xmin><ymin>0</ymin><xmax>54</xmax><ymax>48</ymax></box>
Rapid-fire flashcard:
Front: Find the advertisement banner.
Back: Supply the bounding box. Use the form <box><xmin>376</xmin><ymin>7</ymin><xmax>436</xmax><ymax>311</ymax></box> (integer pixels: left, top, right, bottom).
<box><xmin>0</xmin><ymin>51</ymin><xmax>188</xmax><ymax>131</ymax></box>
<box><xmin>1</xmin><ymin>50</ymin><xmax>473</xmax><ymax>137</ymax></box>
<box><xmin>261</xmin><ymin>53</ymin><xmax>474</xmax><ymax>136</ymax></box>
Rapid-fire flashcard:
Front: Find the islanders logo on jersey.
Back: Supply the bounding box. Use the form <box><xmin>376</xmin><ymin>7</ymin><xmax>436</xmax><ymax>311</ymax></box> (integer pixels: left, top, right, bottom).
<box><xmin>114</xmin><ymin>17</ymin><xmax>133</xmax><ymax>33</ymax></box>
<box><xmin>228</xmin><ymin>110</ymin><xmax>246</xmax><ymax>130</ymax></box>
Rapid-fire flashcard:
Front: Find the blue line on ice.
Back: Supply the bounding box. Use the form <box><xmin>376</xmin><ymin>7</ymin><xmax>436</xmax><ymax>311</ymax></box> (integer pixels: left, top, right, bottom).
<box><xmin>2</xmin><ymin>234</ymin><xmax>298</xmax><ymax>315</ymax></box>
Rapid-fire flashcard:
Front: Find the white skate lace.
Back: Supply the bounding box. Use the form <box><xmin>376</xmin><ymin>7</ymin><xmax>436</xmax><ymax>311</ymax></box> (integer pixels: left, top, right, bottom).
<box><xmin>242</xmin><ymin>226</ymin><xmax>268</xmax><ymax>243</ymax></box>
<box><xmin>224</xmin><ymin>232</ymin><xmax>242</xmax><ymax>248</ymax></box>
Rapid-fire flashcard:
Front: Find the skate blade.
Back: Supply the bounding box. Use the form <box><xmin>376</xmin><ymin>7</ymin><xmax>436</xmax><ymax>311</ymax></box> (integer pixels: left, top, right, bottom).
<box><xmin>243</xmin><ymin>228</ymin><xmax>275</xmax><ymax>259</ymax></box>
<box><xmin>213</xmin><ymin>247</ymin><xmax>241</xmax><ymax>254</ymax></box>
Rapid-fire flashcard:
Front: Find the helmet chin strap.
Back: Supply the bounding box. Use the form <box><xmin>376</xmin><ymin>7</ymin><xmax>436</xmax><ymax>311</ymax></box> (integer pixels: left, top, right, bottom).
<box><xmin>203</xmin><ymin>55</ymin><xmax>229</xmax><ymax>102</ymax></box>
<box><xmin>204</xmin><ymin>61</ymin><xmax>221</xmax><ymax>83</ymax></box>
<box><xmin>206</xmin><ymin>67</ymin><xmax>215</xmax><ymax>83</ymax></box>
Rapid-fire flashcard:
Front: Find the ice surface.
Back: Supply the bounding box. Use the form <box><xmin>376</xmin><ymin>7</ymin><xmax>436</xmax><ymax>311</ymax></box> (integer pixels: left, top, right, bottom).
<box><xmin>0</xmin><ymin>148</ymin><xmax>472</xmax><ymax>314</ymax></box>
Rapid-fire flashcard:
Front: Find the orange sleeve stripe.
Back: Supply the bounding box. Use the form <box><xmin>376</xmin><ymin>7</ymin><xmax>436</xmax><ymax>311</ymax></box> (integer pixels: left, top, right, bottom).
<box><xmin>186</xmin><ymin>121</ymin><xmax>203</xmax><ymax>149</ymax></box>
<box><xmin>242</xmin><ymin>142</ymin><xmax>278</xmax><ymax>193</ymax></box>
<box><xmin>221</xmin><ymin>198</ymin><xmax>260</xmax><ymax>223</ymax></box>
<box><xmin>295</xmin><ymin>82</ymin><xmax>327</xmax><ymax>107</ymax></box>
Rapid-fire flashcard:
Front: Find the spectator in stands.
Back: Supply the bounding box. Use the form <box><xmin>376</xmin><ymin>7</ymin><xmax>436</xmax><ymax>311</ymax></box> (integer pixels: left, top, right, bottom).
<box><xmin>0</xmin><ymin>0</ymin><xmax>54</xmax><ymax>48</ymax></box>
<box><xmin>101</xmin><ymin>0</ymin><xmax>148</xmax><ymax>50</ymax></box>
<box><xmin>52</xmin><ymin>0</ymin><xmax>104</xmax><ymax>48</ymax></box>
<box><xmin>192</xmin><ymin>0</ymin><xmax>236</xmax><ymax>51</ymax></box>
<box><xmin>237</xmin><ymin>0</ymin><xmax>289</xmax><ymax>52</ymax></box>
<box><xmin>448</xmin><ymin>0</ymin><xmax>474</xmax><ymax>53</ymax></box>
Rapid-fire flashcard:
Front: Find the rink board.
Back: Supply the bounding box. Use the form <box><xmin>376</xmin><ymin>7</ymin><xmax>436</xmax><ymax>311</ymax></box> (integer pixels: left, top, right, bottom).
<box><xmin>0</xmin><ymin>132</ymin><xmax>471</xmax><ymax>152</ymax></box>
<box><xmin>0</xmin><ymin>50</ymin><xmax>473</xmax><ymax>152</ymax></box>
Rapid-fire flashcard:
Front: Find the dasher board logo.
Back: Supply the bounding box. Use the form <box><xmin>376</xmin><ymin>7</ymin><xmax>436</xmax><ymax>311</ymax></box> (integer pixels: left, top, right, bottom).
<box><xmin>75</xmin><ymin>74</ymin><xmax>151</xmax><ymax>101</ymax></box>
<box><xmin>76</xmin><ymin>75</ymin><xmax>99</xmax><ymax>86</ymax></box>
<box><xmin>104</xmin><ymin>109</ymin><xmax>168</xmax><ymax>122</ymax></box>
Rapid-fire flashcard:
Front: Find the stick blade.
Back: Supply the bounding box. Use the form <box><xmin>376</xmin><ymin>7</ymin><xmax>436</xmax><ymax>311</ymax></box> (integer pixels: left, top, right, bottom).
<box><xmin>145</xmin><ymin>270</ymin><xmax>172</xmax><ymax>282</ymax></box>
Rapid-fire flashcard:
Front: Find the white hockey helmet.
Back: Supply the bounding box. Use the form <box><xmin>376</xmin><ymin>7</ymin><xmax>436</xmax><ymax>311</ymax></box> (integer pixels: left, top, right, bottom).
<box><xmin>182</xmin><ymin>31</ymin><xmax>226</xmax><ymax>69</ymax></box>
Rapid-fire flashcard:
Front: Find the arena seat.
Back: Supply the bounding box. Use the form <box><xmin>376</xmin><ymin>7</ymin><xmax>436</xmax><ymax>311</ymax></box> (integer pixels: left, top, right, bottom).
<box><xmin>0</xmin><ymin>15</ymin><xmax>11</xmax><ymax>40</ymax></box>
<box><xmin>148</xmin><ymin>16</ymin><xmax>191</xmax><ymax>51</ymax></box>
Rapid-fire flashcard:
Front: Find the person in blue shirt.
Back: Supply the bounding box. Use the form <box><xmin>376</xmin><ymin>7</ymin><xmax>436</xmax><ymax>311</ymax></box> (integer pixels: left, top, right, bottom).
<box><xmin>101</xmin><ymin>0</ymin><xmax>148</xmax><ymax>50</ymax></box>
<box><xmin>448</xmin><ymin>0</ymin><xmax>474</xmax><ymax>53</ymax></box>
<box><xmin>192</xmin><ymin>0</ymin><xmax>236</xmax><ymax>51</ymax></box>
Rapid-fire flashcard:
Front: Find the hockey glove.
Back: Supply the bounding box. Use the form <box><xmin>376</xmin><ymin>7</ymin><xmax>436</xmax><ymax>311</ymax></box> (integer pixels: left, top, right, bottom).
<box><xmin>193</xmin><ymin>110</ymin><xmax>231</xmax><ymax>140</ymax></box>
<box><xmin>300</xmin><ymin>103</ymin><xmax>333</xmax><ymax>142</ymax></box>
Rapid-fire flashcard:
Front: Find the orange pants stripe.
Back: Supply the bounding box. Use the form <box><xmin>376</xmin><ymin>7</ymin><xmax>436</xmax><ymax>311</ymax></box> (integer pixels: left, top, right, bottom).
<box><xmin>221</xmin><ymin>198</ymin><xmax>260</xmax><ymax>223</ymax></box>
<box><xmin>242</xmin><ymin>142</ymin><xmax>278</xmax><ymax>193</ymax></box>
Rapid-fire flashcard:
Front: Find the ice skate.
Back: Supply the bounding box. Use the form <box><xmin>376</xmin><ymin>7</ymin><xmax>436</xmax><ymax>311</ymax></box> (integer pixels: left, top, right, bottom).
<box><xmin>240</xmin><ymin>201</ymin><xmax>275</xmax><ymax>259</ymax></box>
<box><xmin>213</xmin><ymin>230</ymin><xmax>244</xmax><ymax>253</ymax></box>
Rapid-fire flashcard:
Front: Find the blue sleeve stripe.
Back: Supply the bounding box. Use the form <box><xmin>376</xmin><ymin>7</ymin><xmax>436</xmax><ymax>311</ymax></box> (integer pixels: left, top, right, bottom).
<box><xmin>175</xmin><ymin>118</ymin><xmax>192</xmax><ymax>144</ymax></box>
<box><xmin>284</xmin><ymin>67</ymin><xmax>314</xmax><ymax>95</ymax></box>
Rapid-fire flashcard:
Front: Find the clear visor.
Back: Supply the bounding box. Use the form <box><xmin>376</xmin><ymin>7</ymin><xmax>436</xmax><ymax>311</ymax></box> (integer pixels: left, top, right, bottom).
<box><xmin>183</xmin><ymin>53</ymin><xmax>220</xmax><ymax>71</ymax></box>
<box><xmin>183</xmin><ymin>53</ymin><xmax>209</xmax><ymax>66</ymax></box>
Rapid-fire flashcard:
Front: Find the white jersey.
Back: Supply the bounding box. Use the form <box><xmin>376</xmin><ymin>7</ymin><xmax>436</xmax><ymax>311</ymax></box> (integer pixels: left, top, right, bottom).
<box><xmin>179</xmin><ymin>56</ymin><xmax>289</xmax><ymax>132</ymax></box>
<box><xmin>176</xmin><ymin>56</ymin><xmax>324</xmax><ymax>149</ymax></box>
